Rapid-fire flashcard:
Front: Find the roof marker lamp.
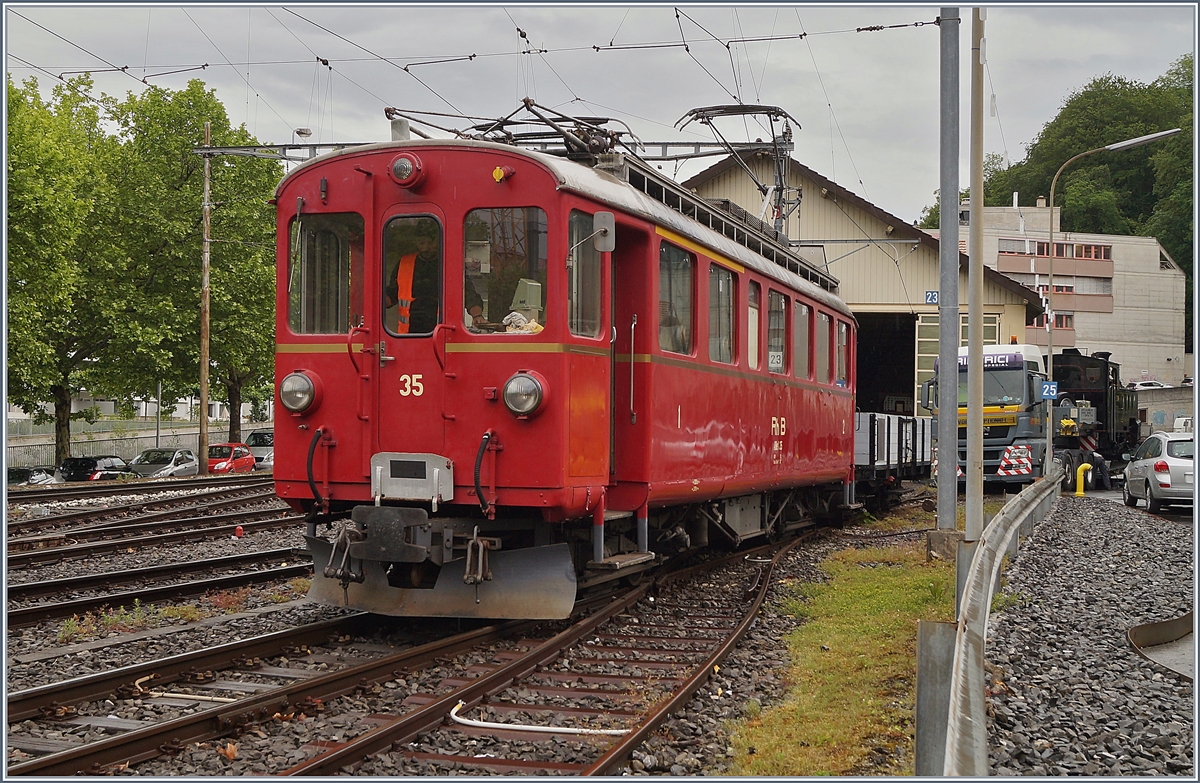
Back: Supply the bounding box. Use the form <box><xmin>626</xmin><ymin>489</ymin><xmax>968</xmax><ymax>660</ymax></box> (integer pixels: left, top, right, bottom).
<box><xmin>493</xmin><ymin>165</ymin><xmax>516</xmax><ymax>183</ymax></box>
<box><xmin>389</xmin><ymin>153</ymin><xmax>425</xmax><ymax>188</ymax></box>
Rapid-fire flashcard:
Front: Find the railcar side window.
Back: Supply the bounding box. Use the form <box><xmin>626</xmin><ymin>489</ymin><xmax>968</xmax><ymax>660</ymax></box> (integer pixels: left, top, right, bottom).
<box><xmin>836</xmin><ymin>320</ymin><xmax>850</xmax><ymax>387</ymax></box>
<box><xmin>748</xmin><ymin>282</ymin><xmax>761</xmax><ymax>370</ymax></box>
<box><xmin>288</xmin><ymin>213</ymin><xmax>365</xmax><ymax>334</ymax></box>
<box><xmin>816</xmin><ymin>312</ymin><xmax>832</xmax><ymax>384</ymax></box>
<box><xmin>463</xmin><ymin>208</ymin><xmax>548</xmax><ymax>334</ymax></box>
<box><xmin>567</xmin><ymin>211</ymin><xmax>601</xmax><ymax>337</ymax></box>
<box><xmin>658</xmin><ymin>243</ymin><xmax>693</xmax><ymax>354</ymax></box>
<box><xmin>383</xmin><ymin>216</ymin><xmax>442</xmax><ymax>336</ymax></box>
<box><xmin>794</xmin><ymin>302</ymin><xmax>810</xmax><ymax>379</ymax></box>
<box><xmin>767</xmin><ymin>290</ymin><xmax>788</xmax><ymax>374</ymax></box>
<box><xmin>708</xmin><ymin>264</ymin><xmax>735</xmax><ymax>364</ymax></box>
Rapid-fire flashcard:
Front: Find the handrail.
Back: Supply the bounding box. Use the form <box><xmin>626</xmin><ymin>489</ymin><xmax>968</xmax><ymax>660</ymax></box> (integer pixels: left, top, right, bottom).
<box><xmin>943</xmin><ymin>462</ymin><xmax>1063</xmax><ymax>776</ymax></box>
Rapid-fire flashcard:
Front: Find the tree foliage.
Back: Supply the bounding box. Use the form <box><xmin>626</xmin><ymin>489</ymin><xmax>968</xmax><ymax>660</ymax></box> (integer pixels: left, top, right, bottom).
<box><xmin>6</xmin><ymin>76</ymin><xmax>280</xmax><ymax>460</ymax></box>
<box><xmin>918</xmin><ymin>54</ymin><xmax>1194</xmax><ymax>348</ymax></box>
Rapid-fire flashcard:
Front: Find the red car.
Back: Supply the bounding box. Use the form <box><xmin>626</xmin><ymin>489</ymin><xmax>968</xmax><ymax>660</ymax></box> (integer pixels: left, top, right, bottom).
<box><xmin>207</xmin><ymin>443</ymin><xmax>256</xmax><ymax>474</ymax></box>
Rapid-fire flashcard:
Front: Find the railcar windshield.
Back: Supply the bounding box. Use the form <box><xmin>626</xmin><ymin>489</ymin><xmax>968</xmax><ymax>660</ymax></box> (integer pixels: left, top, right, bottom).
<box><xmin>384</xmin><ymin>216</ymin><xmax>443</xmax><ymax>336</ymax></box>
<box><xmin>462</xmin><ymin>208</ymin><xmax>548</xmax><ymax>334</ymax></box>
<box><xmin>288</xmin><ymin>213</ymin><xmax>365</xmax><ymax>334</ymax></box>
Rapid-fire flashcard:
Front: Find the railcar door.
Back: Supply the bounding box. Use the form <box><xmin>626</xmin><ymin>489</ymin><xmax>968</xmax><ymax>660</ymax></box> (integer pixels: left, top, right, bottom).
<box><xmin>372</xmin><ymin>211</ymin><xmax>450</xmax><ymax>503</ymax></box>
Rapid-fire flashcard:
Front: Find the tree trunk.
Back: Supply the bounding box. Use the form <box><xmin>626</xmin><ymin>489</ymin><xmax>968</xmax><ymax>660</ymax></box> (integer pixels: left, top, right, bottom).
<box><xmin>52</xmin><ymin>384</ymin><xmax>72</xmax><ymax>466</ymax></box>
<box><xmin>226</xmin><ymin>381</ymin><xmax>243</xmax><ymax>443</ymax></box>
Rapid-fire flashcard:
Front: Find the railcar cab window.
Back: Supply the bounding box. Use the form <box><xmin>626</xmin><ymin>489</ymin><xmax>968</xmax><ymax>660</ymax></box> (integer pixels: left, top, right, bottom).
<box><xmin>816</xmin><ymin>312</ymin><xmax>832</xmax><ymax>384</ymax></box>
<box><xmin>567</xmin><ymin>211</ymin><xmax>601</xmax><ymax>338</ymax></box>
<box><xmin>463</xmin><ymin>208</ymin><xmax>548</xmax><ymax>334</ymax></box>
<box><xmin>748</xmin><ymin>282</ymin><xmax>761</xmax><ymax>370</ymax></box>
<box><xmin>794</xmin><ymin>302</ymin><xmax>811</xmax><ymax>379</ymax></box>
<box><xmin>383</xmin><ymin>216</ymin><xmax>442</xmax><ymax>335</ymax></box>
<box><xmin>288</xmin><ymin>213</ymin><xmax>365</xmax><ymax>334</ymax></box>
<box><xmin>767</xmin><ymin>290</ymin><xmax>788</xmax><ymax>374</ymax></box>
<box><xmin>658</xmin><ymin>243</ymin><xmax>693</xmax><ymax>354</ymax></box>
<box><xmin>708</xmin><ymin>264</ymin><xmax>735</xmax><ymax>364</ymax></box>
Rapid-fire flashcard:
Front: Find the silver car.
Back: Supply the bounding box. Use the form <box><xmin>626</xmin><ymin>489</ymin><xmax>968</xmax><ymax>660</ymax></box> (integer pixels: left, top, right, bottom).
<box><xmin>1122</xmin><ymin>431</ymin><xmax>1194</xmax><ymax>512</ymax></box>
<box><xmin>244</xmin><ymin>429</ymin><xmax>274</xmax><ymax>471</ymax></box>
<box><xmin>127</xmin><ymin>448</ymin><xmax>200</xmax><ymax>478</ymax></box>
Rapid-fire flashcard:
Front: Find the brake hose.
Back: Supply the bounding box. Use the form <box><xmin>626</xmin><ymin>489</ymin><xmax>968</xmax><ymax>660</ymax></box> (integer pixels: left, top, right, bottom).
<box><xmin>304</xmin><ymin>428</ymin><xmax>324</xmax><ymax>524</ymax></box>
<box><xmin>474</xmin><ymin>431</ymin><xmax>492</xmax><ymax>514</ymax></box>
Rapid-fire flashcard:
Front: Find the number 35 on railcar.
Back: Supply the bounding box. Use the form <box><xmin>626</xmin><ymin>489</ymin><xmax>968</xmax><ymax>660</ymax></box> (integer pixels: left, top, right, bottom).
<box><xmin>273</xmin><ymin>139</ymin><xmax>858</xmax><ymax>620</ymax></box>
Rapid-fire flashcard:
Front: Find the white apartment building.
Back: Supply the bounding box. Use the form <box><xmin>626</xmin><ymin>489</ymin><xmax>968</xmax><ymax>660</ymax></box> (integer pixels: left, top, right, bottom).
<box><xmin>940</xmin><ymin>197</ymin><xmax>1188</xmax><ymax>386</ymax></box>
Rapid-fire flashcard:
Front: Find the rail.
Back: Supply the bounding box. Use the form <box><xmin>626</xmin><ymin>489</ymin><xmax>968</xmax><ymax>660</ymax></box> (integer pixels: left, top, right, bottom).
<box><xmin>942</xmin><ymin>462</ymin><xmax>1063</xmax><ymax>775</ymax></box>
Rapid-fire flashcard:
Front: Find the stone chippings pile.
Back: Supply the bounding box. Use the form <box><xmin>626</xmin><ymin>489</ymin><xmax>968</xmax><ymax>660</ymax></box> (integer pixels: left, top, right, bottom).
<box><xmin>986</xmin><ymin>495</ymin><xmax>1194</xmax><ymax>776</ymax></box>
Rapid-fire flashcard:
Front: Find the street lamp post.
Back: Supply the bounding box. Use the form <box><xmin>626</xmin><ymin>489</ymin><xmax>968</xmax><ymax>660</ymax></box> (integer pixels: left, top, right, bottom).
<box><xmin>1043</xmin><ymin>128</ymin><xmax>1181</xmax><ymax>475</ymax></box>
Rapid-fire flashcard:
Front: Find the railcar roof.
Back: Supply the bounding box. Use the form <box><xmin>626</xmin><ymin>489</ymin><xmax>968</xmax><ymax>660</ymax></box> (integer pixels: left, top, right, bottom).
<box><xmin>279</xmin><ymin>139</ymin><xmax>854</xmax><ymax>320</ymax></box>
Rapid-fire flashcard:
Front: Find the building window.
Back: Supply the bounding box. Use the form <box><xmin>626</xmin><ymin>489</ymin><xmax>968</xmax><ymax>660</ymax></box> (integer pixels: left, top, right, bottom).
<box><xmin>997</xmin><ymin>238</ymin><xmax>1033</xmax><ymax>254</ymax></box>
<box><xmin>1035</xmin><ymin>283</ymin><xmax>1075</xmax><ymax>294</ymax></box>
<box><xmin>1033</xmin><ymin>313</ymin><xmax>1074</xmax><ymax>329</ymax></box>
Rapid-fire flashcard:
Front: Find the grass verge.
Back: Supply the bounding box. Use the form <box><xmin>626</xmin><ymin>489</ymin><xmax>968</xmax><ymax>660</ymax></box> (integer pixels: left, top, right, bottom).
<box><xmin>730</xmin><ymin>538</ymin><xmax>956</xmax><ymax>775</ymax></box>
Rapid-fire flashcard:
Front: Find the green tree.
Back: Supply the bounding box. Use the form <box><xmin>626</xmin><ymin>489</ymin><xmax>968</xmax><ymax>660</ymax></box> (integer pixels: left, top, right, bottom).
<box><xmin>103</xmin><ymin>80</ymin><xmax>281</xmax><ymax>442</ymax></box>
<box><xmin>6</xmin><ymin>75</ymin><xmax>123</xmax><ymax>463</ymax></box>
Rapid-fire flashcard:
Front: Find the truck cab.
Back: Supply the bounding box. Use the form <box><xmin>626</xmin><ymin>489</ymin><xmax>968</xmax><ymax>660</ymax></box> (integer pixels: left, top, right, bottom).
<box><xmin>921</xmin><ymin>344</ymin><xmax>1048</xmax><ymax>484</ymax></box>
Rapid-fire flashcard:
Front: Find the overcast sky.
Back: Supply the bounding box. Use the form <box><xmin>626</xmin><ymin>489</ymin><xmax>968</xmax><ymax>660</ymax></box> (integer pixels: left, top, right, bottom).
<box><xmin>6</xmin><ymin>3</ymin><xmax>1195</xmax><ymax>223</ymax></box>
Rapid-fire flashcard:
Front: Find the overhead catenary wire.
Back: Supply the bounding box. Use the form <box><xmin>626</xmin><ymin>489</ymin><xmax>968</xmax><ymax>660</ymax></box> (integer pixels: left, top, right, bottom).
<box><xmin>9</xmin><ymin>8</ymin><xmax>147</xmax><ymax>86</ymax></box>
<box><xmin>283</xmin><ymin>6</ymin><xmax>464</xmax><ymax>115</ymax></box>
<box><xmin>795</xmin><ymin>10</ymin><xmax>871</xmax><ymax>201</ymax></box>
<box><xmin>182</xmin><ymin>8</ymin><xmax>296</xmax><ymax>133</ymax></box>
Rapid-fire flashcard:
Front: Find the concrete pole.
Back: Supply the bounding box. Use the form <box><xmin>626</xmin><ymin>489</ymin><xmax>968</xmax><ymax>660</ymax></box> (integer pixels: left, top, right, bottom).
<box><xmin>936</xmin><ymin>8</ymin><xmax>961</xmax><ymax>532</ymax></box>
<box><xmin>966</xmin><ymin>9</ymin><xmax>985</xmax><ymax>541</ymax></box>
<box><xmin>199</xmin><ymin>122</ymin><xmax>211</xmax><ymax>476</ymax></box>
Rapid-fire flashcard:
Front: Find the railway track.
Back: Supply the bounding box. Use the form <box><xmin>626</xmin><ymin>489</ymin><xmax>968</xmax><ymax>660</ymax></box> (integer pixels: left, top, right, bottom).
<box><xmin>6</xmin><ymin>533</ymin><xmax>812</xmax><ymax>776</ymax></box>
<box><xmin>6</xmin><ymin>512</ymin><xmax>303</xmax><ymax>569</ymax></box>
<box><xmin>6</xmin><ymin>474</ymin><xmax>273</xmax><ymax>505</ymax></box>
<box><xmin>6</xmin><ymin>485</ymin><xmax>279</xmax><ymax>538</ymax></box>
<box><xmin>7</xmin><ymin>549</ymin><xmax>313</xmax><ymax>628</ymax></box>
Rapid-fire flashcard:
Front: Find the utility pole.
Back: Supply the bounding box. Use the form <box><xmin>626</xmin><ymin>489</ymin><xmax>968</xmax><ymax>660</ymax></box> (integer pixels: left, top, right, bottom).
<box><xmin>936</xmin><ymin>8</ymin><xmax>960</xmax><ymax>534</ymax></box>
<box><xmin>199</xmin><ymin>122</ymin><xmax>211</xmax><ymax>475</ymax></box>
<box><xmin>966</xmin><ymin>8</ymin><xmax>985</xmax><ymax>542</ymax></box>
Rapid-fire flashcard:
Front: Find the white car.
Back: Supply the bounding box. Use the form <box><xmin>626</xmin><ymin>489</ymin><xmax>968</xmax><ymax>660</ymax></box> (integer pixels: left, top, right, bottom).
<box><xmin>1127</xmin><ymin>380</ymin><xmax>1172</xmax><ymax>390</ymax></box>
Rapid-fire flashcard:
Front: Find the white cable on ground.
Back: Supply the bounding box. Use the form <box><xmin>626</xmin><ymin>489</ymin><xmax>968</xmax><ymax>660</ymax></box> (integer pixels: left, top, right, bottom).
<box><xmin>449</xmin><ymin>700</ymin><xmax>629</xmax><ymax>736</ymax></box>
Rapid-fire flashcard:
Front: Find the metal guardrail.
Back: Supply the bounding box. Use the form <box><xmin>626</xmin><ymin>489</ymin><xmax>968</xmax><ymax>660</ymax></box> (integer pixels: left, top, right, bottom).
<box><xmin>942</xmin><ymin>462</ymin><xmax>1063</xmax><ymax>775</ymax></box>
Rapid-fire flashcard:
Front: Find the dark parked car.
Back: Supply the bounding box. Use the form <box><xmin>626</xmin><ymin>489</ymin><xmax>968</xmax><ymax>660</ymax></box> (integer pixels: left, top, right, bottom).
<box><xmin>7</xmin><ymin>466</ymin><xmax>56</xmax><ymax>486</ymax></box>
<box><xmin>127</xmin><ymin>448</ymin><xmax>200</xmax><ymax>478</ymax></box>
<box><xmin>56</xmin><ymin>455</ymin><xmax>129</xmax><ymax>482</ymax></box>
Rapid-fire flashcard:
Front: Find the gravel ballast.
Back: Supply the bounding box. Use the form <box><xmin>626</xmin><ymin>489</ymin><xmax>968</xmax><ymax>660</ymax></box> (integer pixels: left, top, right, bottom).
<box><xmin>986</xmin><ymin>495</ymin><xmax>1194</xmax><ymax>776</ymax></box>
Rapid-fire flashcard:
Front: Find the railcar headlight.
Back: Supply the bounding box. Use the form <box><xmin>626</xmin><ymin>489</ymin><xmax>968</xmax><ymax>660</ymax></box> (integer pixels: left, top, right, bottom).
<box><xmin>280</xmin><ymin>370</ymin><xmax>322</xmax><ymax>414</ymax></box>
<box><xmin>503</xmin><ymin>371</ymin><xmax>545</xmax><ymax>417</ymax></box>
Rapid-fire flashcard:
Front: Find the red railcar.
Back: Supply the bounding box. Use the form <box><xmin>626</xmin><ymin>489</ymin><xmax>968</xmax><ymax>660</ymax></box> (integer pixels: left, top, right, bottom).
<box><xmin>275</xmin><ymin>139</ymin><xmax>857</xmax><ymax>619</ymax></box>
